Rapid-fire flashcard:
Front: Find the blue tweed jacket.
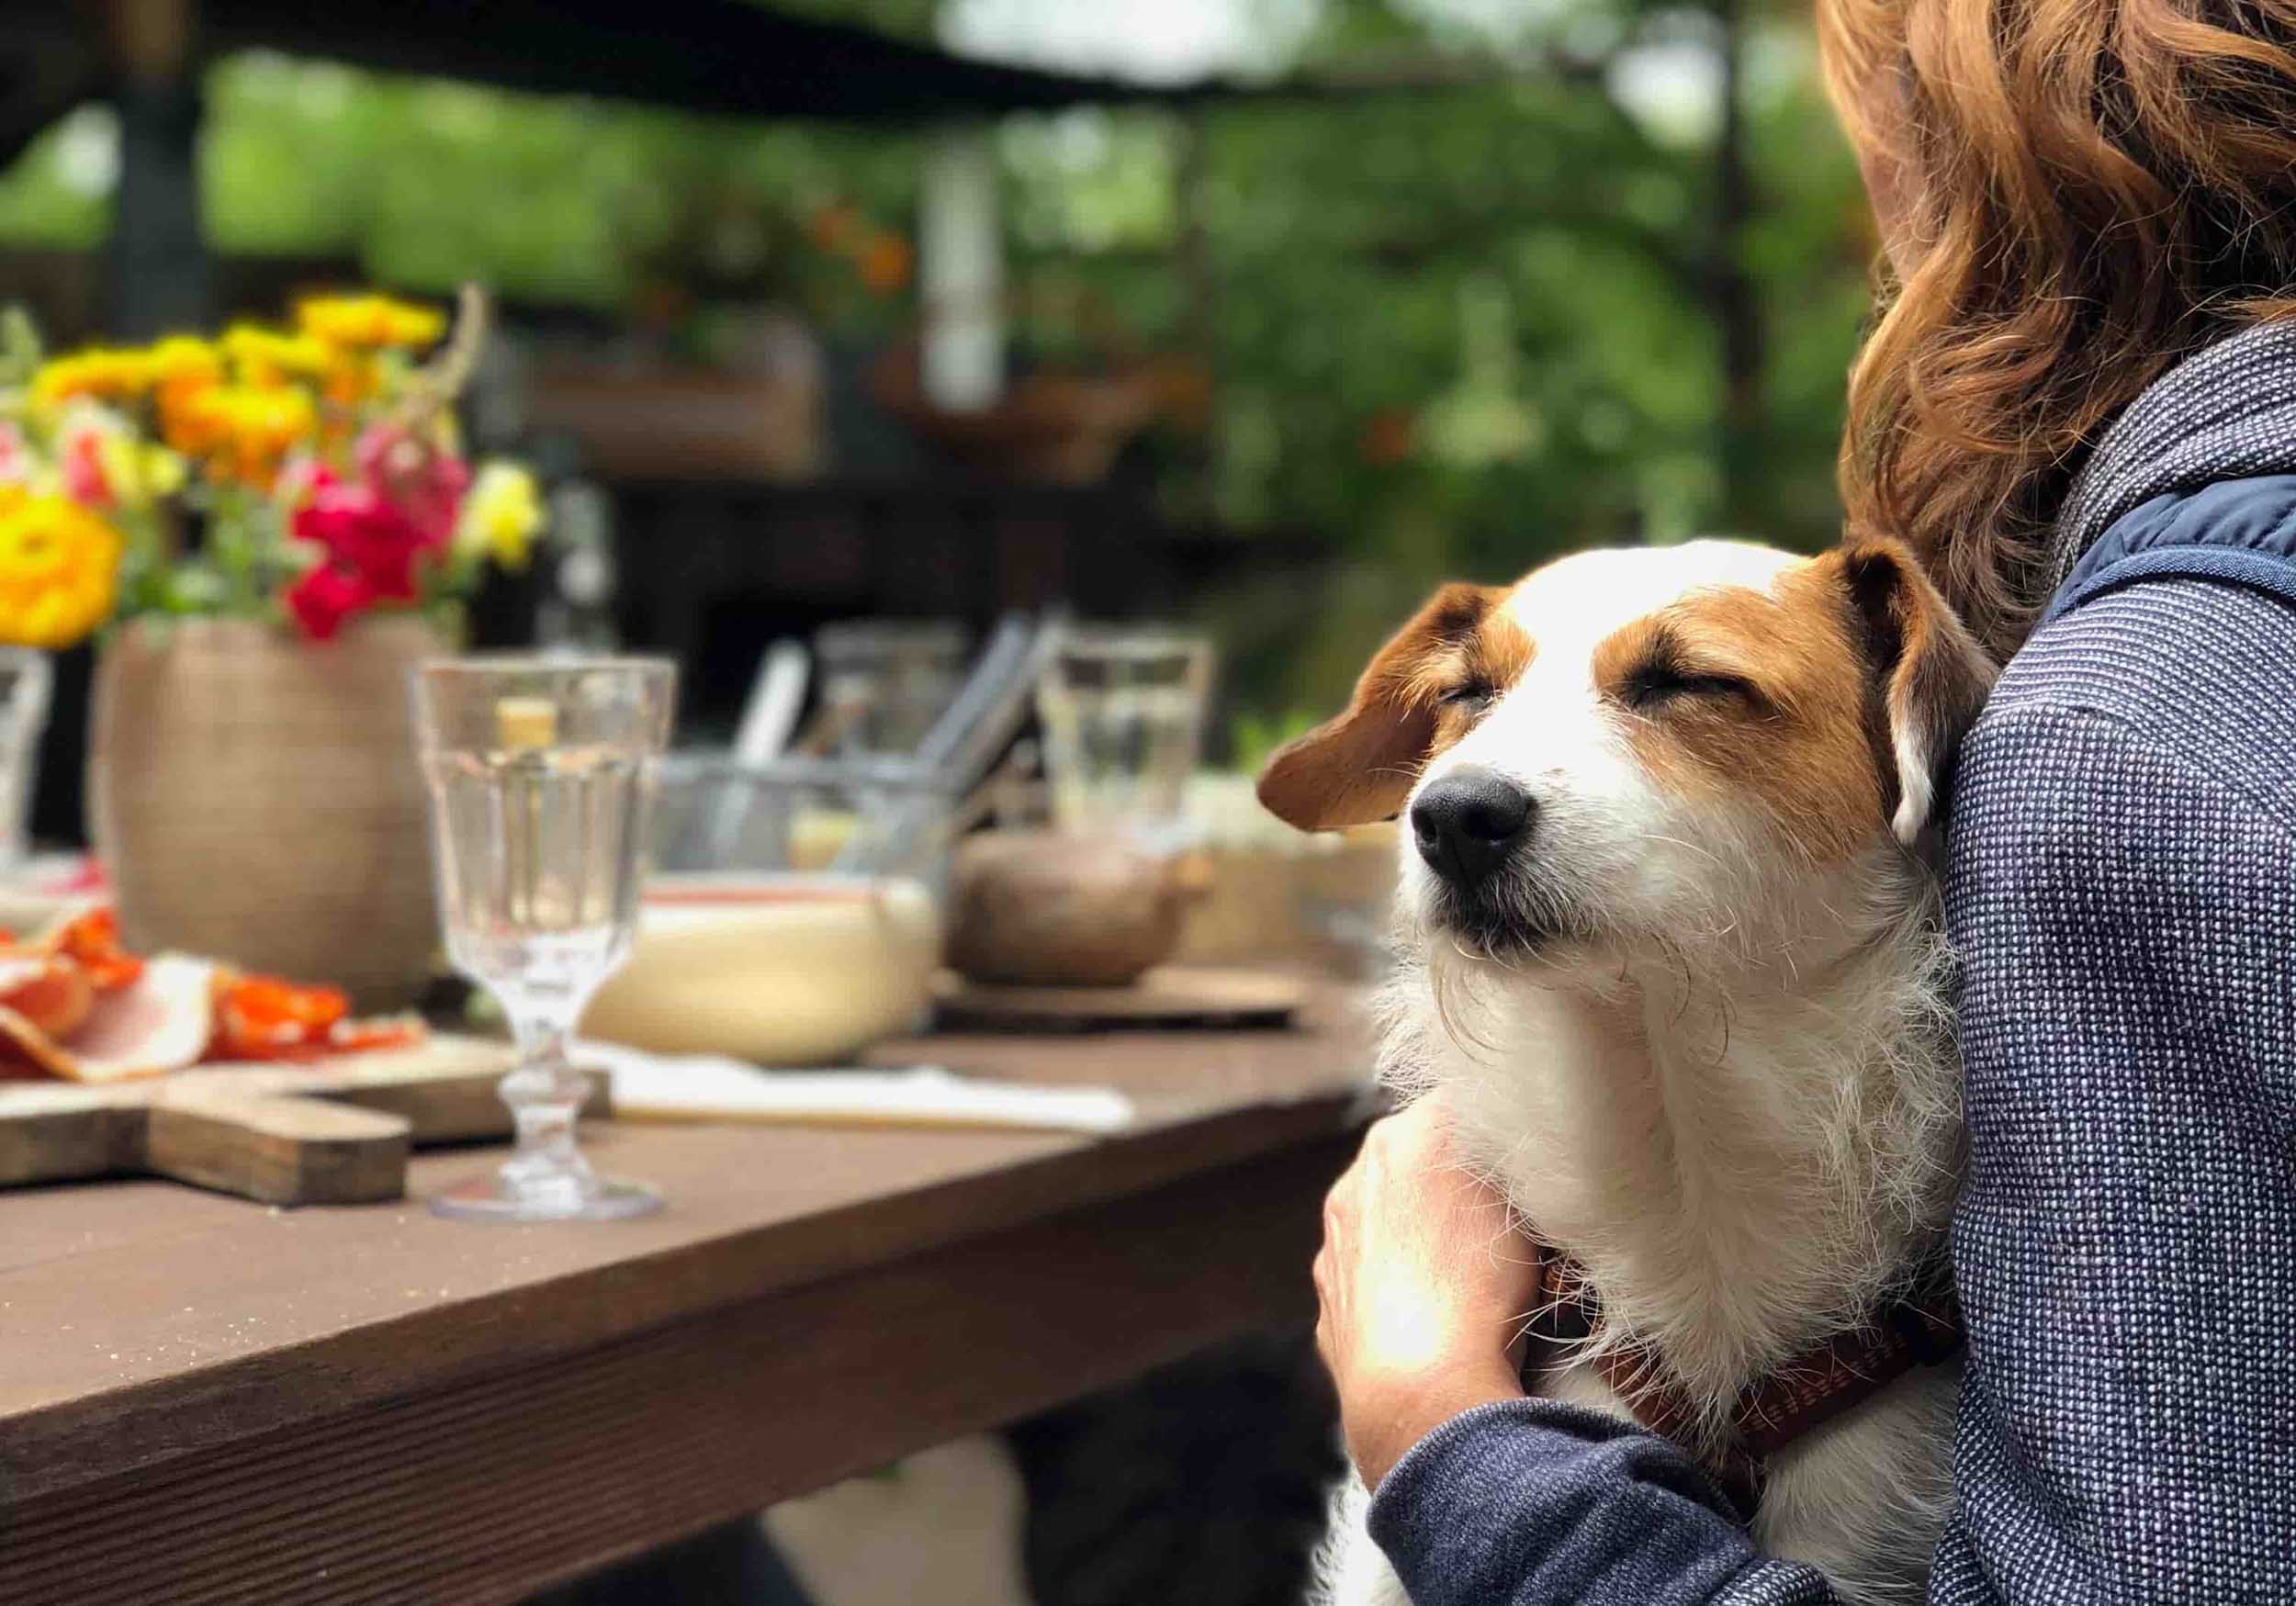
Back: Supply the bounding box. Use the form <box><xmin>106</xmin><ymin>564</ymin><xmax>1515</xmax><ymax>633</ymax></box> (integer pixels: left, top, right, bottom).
<box><xmin>1367</xmin><ymin>339</ymin><xmax>2296</xmax><ymax>1603</ymax></box>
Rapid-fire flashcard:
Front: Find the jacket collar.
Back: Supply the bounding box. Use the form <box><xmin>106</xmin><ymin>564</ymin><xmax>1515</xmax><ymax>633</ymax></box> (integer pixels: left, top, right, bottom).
<box><xmin>2050</xmin><ymin>319</ymin><xmax>2296</xmax><ymax>595</ymax></box>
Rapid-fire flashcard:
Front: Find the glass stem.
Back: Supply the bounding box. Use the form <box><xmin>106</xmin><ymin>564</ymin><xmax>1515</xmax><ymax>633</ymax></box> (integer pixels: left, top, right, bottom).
<box><xmin>501</xmin><ymin>999</ymin><xmax>594</xmax><ymax>1189</ymax></box>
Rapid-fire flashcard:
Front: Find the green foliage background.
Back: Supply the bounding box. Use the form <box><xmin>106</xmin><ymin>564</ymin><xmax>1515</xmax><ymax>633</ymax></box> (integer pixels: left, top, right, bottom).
<box><xmin>0</xmin><ymin>0</ymin><xmax>1875</xmax><ymax>744</ymax></box>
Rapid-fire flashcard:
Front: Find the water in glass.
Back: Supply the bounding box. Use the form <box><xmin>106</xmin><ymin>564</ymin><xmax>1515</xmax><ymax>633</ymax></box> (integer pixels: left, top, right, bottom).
<box><xmin>430</xmin><ymin>747</ymin><xmax>646</xmax><ymax>1014</ymax></box>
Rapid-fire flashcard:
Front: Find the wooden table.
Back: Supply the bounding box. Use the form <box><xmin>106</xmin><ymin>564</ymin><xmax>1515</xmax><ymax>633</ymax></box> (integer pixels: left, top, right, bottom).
<box><xmin>0</xmin><ymin>992</ymin><xmax>1370</xmax><ymax>1606</ymax></box>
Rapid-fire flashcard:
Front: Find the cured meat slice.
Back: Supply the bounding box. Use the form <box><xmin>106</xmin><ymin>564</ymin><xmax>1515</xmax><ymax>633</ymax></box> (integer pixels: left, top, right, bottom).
<box><xmin>0</xmin><ymin>955</ymin><xmax>217</xmax><ymax>1084</ymax></box>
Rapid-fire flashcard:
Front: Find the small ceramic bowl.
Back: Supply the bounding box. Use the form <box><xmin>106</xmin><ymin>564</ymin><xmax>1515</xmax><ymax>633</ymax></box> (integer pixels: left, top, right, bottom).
<box><xmin>946</xmin><ymin>829</ymin><xmax>1203</xmax><ymax>988</ymax></box>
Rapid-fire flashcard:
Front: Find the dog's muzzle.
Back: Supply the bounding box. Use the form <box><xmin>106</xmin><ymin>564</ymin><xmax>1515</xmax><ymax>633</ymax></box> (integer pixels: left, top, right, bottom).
<box><xmin>1411</xmin><ymin>767</ymin><xmax>1533</xmax><ymax>890</ymax></box>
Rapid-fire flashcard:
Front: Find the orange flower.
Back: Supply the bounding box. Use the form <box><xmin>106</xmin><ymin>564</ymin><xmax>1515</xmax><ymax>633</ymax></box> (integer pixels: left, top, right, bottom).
<box><xmin>166</xmin><ymin>385</ymin><xmax>318</xmax><ymax>487</ymax></box>
<box><xmin>857</xmin><ymin>233</ymin><xmax>913</xmax><ymax>295</ymax></box>
<box><xmin>1357</xmin><ymin>407</ymin><xmax>1418</xmax><ymax>466</ymax></box>
<box><xmin>145</xmin><ymin>335</ymin><xmax>224</xmax><ymax>413</ymax></box>
<box><xmin>321</xmin><ymin>350</ymin><xmax>380</xmax><ymax>410</ymax></box>
<box><xmin>809</xmin><ymin>203</ymin><xmax>861</xmax><ymax>252</ymax></box>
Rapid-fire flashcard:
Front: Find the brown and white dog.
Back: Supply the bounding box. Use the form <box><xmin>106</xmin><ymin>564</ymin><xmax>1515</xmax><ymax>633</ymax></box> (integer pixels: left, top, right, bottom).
<box><xmin>1260</xmin><ymin>538</ymin><xmax>1995</xmax><ymax>1606</ymax></box>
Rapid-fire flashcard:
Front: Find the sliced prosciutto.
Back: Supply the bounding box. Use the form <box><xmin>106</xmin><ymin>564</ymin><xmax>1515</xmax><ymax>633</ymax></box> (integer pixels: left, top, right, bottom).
<box><xmin>0</xmin><ymin>905</ymin><xmax>426</xmax><ymax>1084</ymax></box>
<box><xmin>0</xmin><ymin>954</ymin><xmax>217</xmax><ymax>1084</ymax></box>
<box><xmin>0</xmin><ymin>952</ymin><xmax>94</xmax><ymax>1043</ymax></box>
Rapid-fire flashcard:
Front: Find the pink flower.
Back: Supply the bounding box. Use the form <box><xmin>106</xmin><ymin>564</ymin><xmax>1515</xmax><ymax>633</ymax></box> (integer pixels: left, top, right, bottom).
<box><xmin>284</xmin><ymin>563</ymin><xmax>377</xmax><ymax>641</ymax></box>
<box><xmin>0</xmin><ymin>423</ymin><xmax>29</xmax><ymax>487</ymax></box>
<box><xmin>355</xmin><ymin>423</ymin><xmax>467</xmax><ymax>548</ymax></box>
<box><xmin>61</xmin><ymin>427</ymin><xmax>110</xmax><ymax>508</ymax></box>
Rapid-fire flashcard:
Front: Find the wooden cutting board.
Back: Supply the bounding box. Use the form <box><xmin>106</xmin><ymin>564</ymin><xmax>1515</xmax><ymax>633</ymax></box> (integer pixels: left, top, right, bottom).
<box><xmin>0</xmin><ymin>1036</ymin><xmax>603</xmax><ymax>1207</ymax></box>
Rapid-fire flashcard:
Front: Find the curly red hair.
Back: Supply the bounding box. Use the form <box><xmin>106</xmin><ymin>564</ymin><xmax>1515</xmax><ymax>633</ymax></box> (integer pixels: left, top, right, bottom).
<box><xmin>1818</xmin><ymin>0</ymin><xmax>2296</xmax><ymax>657</ymax></box>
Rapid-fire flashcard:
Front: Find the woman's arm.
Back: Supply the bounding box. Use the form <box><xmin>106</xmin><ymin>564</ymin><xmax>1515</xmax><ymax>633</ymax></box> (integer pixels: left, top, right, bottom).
<box><xmin>1365</xmin><ymin>1399</ymin><xmax>1840</xmax><ymax>1606</ymax></box>
<box><xmin>1320</xmin><ymin>1104</ymin><xmax>1844</xmax><ymax>1606</ymax></box>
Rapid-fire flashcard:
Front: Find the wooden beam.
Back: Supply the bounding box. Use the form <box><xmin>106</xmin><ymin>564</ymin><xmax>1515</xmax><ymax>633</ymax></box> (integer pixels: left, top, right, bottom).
<box><xmin>101</xmin><ymin>0</ymin><xmax>211</xmax><ymax>338</ymax></box>
<box><xmin>1710</xmin><ymin>0</ymin><xmax>1764</xmax><ymax>529</ymax></box>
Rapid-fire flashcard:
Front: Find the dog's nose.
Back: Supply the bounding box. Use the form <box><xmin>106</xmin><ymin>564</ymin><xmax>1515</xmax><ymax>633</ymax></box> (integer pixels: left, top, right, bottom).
<box><xmin>1411</xmin><ymin>769</ymin><xmax>1533</xmax><ymax>887</ymax></box>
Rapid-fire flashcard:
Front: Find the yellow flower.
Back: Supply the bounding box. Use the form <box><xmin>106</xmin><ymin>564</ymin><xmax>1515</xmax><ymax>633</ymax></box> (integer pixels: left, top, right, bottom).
<box><xmin>220</xmin><ymin>324</ymin><xmax>335</xmax><ymax>387</ymax></box>
<box><xmin>295</xmin><ymin>295</ymin><xmax>446</xmax><ymax>351</ymax></box>
<box><xmin>0</xmin><ymin>488</ymin><xmax>121</xmax><ymax>649</ymax></box>
<box><xmin>98</xmin><ymin>436</ymin><xmax>186</xmax><ymax>508</ymax></box>
<box><xmin>30</xmin><ymin>348</ymin><xmax>152</xmax><ymax>411</ymax></box>
<box><xmin>143</xmin><ymin>337</ymin><xmax>227</xmax><ymax>455</ymax></box>
<box><xmin>455</xmin><ymin>462</ymin><xmax>544</xmax><ymax>570</ymax></box>
<box><xmin>144</xmin><ymin>335</ymin><xmax>221</xmax><ymax>389</ymax></box>
<box><xmin>168</xmin><ymin>385</ymin><xmax>317</xmax><ymax>488</ymax></box>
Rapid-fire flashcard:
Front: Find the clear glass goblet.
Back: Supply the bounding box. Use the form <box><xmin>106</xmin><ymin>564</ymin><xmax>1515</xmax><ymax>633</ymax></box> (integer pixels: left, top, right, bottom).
<box><xmin>411</xmin><ymin>656</ymin><xmax>677</xmax><ymax>1222</ymax></box>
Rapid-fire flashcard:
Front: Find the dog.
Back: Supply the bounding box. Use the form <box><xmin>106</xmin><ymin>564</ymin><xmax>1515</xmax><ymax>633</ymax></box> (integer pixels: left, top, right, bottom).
<box><xmin>1258</xmin><ymin>538</ymin><xmax>1995</xmax><ymax>1606</ymax></box>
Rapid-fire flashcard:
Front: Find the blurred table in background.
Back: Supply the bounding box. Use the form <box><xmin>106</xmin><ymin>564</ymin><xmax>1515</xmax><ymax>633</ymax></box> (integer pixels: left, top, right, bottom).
<box><xmin>0</xmin><ymin>987</ymin><xmax>1369</xmax><ymax>1606</ymax></box>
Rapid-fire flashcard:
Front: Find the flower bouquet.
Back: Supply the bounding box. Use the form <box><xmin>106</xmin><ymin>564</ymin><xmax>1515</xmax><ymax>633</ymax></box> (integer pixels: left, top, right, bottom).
<box><xmin>0</xmin><ymin>288</ymin><xmax>551</xmax><ymax>1006</ymax></box>
<box><xmin>0</xmin><ymin>287</ymin><xmax>542</xmax><ymax>647</ymax></box>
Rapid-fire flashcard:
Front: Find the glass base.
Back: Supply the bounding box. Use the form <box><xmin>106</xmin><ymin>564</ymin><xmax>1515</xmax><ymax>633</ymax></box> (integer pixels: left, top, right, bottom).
<box><xmin>429</xmin><ymin>1170</ymin><xmax>662</xmax><ymax>1223</ymax></box>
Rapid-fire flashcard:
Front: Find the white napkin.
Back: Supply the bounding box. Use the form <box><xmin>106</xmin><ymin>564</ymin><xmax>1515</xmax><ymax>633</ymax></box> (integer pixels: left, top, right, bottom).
<box><xmin>582</xmin><ymin>1039</ymin><xmax>1136</xmax><ymax>1136</ymax></box>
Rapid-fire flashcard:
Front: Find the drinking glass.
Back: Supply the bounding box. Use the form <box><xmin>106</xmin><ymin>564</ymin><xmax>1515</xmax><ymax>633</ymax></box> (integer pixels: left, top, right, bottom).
<box><xmin>1035</xmin><ymin>628</ymin><xmax>1213</xmax><ymax>853</ymax></box>
<box><xmin>411</xmin><ymin>656</ymin><xmax>677</xmax><ymax>1222</ymax></box>
<box><xmin>812</xmin><ymin>620</ymin><xmax>969</xmax><ymax>755</ymax></box>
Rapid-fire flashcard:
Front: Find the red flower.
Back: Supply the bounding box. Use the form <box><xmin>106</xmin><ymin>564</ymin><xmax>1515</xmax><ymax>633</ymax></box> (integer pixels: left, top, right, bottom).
<box><xmin>285</xmin><ymin>563</ymin><xmax>377</xmax><ymax>641</ymax></box>
<box><xmin>290</xmin><ymin>466</ymin><xmax>443</xmax><ymax>601</ymax></box>
<box><xmin>282</xmin><ymin>429</ymin><xmax>469</xmax><ymax>622</ymax></box>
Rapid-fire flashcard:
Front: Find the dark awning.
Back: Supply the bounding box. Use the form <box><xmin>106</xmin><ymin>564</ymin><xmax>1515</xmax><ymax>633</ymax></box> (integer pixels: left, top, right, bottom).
<box><xmin>200</xmin><ymin>0</ymin><xmax>1253</xmax><ymax>120</ymax></box>
<box><xmin>6</xmin><ymin>0</ymin><xmax>1248</xmax><ymax>159</ymax></box>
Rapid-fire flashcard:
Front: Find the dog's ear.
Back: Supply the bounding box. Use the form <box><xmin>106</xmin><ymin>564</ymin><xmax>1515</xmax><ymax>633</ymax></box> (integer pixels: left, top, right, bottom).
<box><xmin>1826</xmin><ymin>536</ymin><xmax>1998</xmax><ymax>845</ymax></box>
<box><xmin>1258</xmin><ymin>582</ymin><xmax>1503</xmax><ymax>833</ymax></box>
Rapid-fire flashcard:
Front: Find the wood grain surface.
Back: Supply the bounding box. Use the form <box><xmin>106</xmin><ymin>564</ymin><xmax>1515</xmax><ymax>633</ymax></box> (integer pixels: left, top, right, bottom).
<box><xmin>0</xmin><ymin>990</ymin><xmax>1374</xmax><ymax>1606</ymax></box>
<box><xmin>0</xmin><ymin>1038</ymin><xmax>592</xmax><ymax>1205</ymax></box>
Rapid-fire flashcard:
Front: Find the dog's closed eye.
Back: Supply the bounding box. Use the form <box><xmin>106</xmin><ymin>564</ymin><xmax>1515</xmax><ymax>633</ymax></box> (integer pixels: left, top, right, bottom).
<box><xmin>1624</xmin><ymin>661</ymin><xmax>1759</xmax><ymax>712</ymax></box>
<box><xmin>1439</xmin><ymin>682</ymin><xmax>1495</xmax><ymax>714</ymax></box>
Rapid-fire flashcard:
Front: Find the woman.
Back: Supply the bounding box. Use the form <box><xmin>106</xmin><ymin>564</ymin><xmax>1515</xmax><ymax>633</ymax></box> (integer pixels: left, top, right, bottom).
<box><xmin>1317</xmin><ymin>3</ymin><xmax>2296</xmax><ymax>1601</ymax></box>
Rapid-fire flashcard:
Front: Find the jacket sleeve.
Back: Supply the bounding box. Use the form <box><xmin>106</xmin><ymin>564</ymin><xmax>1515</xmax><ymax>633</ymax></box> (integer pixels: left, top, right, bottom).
<box><xmin>1930</xmin><ymin>697</ymin><xmax>2296</xmax><ymax>1601</ymax></box>
<box><xmin>1365</xmin><ymin>1399</ymin><xmax>1840</xmax><ymax>1606</ymax></box>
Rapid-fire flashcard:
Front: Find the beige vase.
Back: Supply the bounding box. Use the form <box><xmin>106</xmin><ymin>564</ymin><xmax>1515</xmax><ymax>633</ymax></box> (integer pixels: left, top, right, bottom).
<box><xmin>89</xmin><ymin>614</ymin><xmax>443</xmax><ymax>1009</ymax></box>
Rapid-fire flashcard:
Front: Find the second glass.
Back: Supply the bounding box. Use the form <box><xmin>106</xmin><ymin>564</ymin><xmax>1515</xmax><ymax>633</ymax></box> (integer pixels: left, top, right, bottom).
<box><xmin>1035</xmin><ymin>627</ymin><xmax>1213</xmax><ymax>852</ymax></box>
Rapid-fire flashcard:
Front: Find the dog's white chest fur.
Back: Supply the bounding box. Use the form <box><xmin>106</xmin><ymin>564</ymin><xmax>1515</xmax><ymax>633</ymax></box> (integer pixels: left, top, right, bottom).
<box><xmin>1320</xmin><ymin>911</ymin><xmax>1964</xmax><ymax>1606</ymax></box>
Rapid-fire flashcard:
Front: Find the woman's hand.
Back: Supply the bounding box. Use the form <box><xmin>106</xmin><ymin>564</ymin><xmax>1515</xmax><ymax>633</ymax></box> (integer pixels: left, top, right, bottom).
<box><xmin>1314</xmin><ymin>1098</ymin><xmax>1540</xmax><ymax>1489</ymax></box>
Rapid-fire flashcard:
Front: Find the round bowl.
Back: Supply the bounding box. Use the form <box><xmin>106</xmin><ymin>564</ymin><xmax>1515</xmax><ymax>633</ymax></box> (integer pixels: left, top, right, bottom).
<box><xmin>946</xmin><ymin>830</ymin><xmax>1194</xmax><ymax>988</ymax></box>
<box><xmin>581</xmin><ymin>874</ymin><xmax>942</xmax><ymax>1066</ymax></box>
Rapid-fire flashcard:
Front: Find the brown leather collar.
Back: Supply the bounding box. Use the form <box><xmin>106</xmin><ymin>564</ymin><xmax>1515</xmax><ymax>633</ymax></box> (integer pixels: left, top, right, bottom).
<box><xmin>1532</xmin><ymin>1254</ymin><xmax>1963</xmax><ymax>1518</ymax></box>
